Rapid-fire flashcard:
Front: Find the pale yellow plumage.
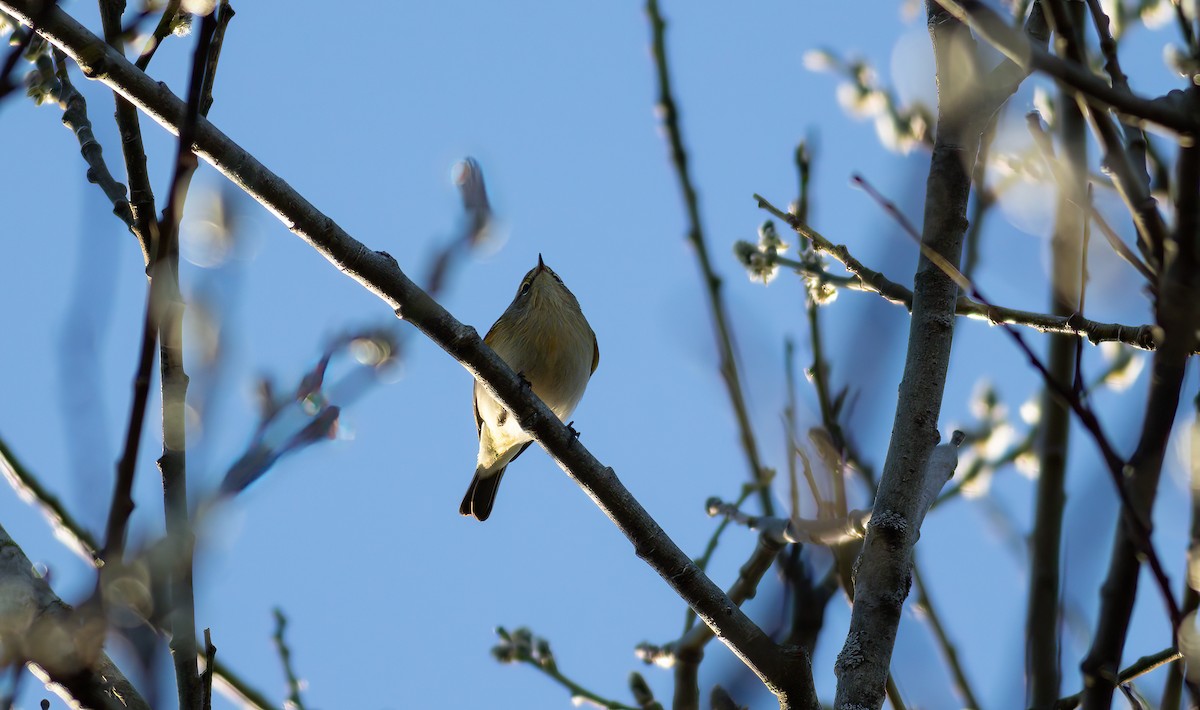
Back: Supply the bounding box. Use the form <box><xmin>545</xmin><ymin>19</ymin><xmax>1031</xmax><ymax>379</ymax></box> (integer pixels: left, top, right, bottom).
<box><xmin>460</xmin><ymin>255</ymin><xmax>598</xmax><ymax>521</ymax></box>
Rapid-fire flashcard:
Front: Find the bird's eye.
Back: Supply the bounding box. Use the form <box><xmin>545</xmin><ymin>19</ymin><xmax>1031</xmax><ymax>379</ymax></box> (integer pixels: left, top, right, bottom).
<box><xmin>519</xmin><ymin>281</ymin><xmax>532</xmax><ymax>296</ymax></box>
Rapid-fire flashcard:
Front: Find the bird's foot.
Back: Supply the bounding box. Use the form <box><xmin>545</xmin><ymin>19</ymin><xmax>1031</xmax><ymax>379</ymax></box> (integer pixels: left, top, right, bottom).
<box><xmin>567</xmin><ymin>421</ymin><xmax>580</xmax><ymax>439</ymax></box>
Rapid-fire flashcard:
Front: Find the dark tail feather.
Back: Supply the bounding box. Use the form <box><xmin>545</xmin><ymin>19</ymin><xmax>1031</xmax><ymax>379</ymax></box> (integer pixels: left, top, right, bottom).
<box><xmin>460</xmin><ymin>467</ymin><xmax>506</xmax><ymax>521</ymax></box>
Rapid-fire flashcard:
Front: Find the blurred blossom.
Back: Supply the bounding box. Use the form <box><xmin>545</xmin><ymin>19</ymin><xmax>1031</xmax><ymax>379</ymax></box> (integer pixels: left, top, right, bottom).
<box><xmin>982</xmin><ymin>421</ymin><xmax>1016</xmax><ymax>460</ymax></box>
<box><xmin>1099</xmin><ymin>0</ymin><xmax>1122</xmax><ymax>35</ymax></box>
<box><xmin>169</xmin><ymin>13</ymin><xmax>192</xmax><ymax>37</ymax></box>
<box><xmin>802</xmin><ymin>49</ymin><xmax>838</xmax><ymax>73</ymax></box>
<box><xmin>746</xmin><ymin>252</ymin><xmax>779</xmax><ymax>284</ymax></box>
<box><xmin>1015</xmin><ymin>451</ymin><xmax>1040</xmax><ymax>479</ymax></box>
<box><xmin>837</xmin><ymin>84</ymin><xmax>886</xmax><ymax>118</ymax></box>
<box><xmin>874</xmin><ymin>114</ymin><xmax>922</xmax><ymax>155</ymax></box>
<box><xmin>1142</xmin><ymin>0</ymin><xmax>1177</xmax><ymax>27</ymax></box>
<box><xmin>996</xmin><ymin>173</ymin><xmax>1056</xmax><ymax>237</ymax></box>
<box><xmin>1189</xmin><ymin>540</ymin><xmax>1200</xmax><ymax>591</ymax></box>
<box><xmin>812</xmin><ymin>48</ymin><xmax>931</xmax><ymax>154</ymax></box>
<box><xmin>1100</xmin><ymin>341</ymin><xmax>1145</xmax><ymax>391</ymax></box>
<box><xmin>960</xmin><ymin>465</ymin><xmax>993</xmax><ymax>499</ymax></box>
<box><xmin>733</xmin><ymin>240</ymin><xmax>757</xmax><ymax>266</ymax></box>
<box><xmin>105</xmin><ymin>568</ymin><xmax>154</xmax><ymax>626</ymax></box>
<box><xmin>890</xmin><ymin>27</ymin><xmax>936</xmax><ymax>110</ymax></box>
<box><xmin>968</xmin><ymin>380</ymin><xmax>1002</xmax><ymax>420</ymax></box>
<box><xmin>1180</xmin><ymin>611</ymin><xmax>1200</xmax><ymax>682</ymax></box>
<box><xmin>183</xmin><ymin>191</ymin><xmax>236</xmax><ymax>268</ymax></box>
<box><xmin>758</xmin><ymin>220</ymin><xmax>787</xmax><ymax>253</ymax></box>
<box><xmin>187</xmin><ymin>303</ymin><xmax>222</xmax><ymax>365</ymax></box>
<box><xmin>1165</xmin><ymin>44</ymin><xmax>1200</xmax><ymax>81</ymax></box>
<box><xmin>181</xmin><ymin>0</ymin><xmax>216</xmax><ymax>16</ymax></box>
<box><xmin>1191</xmin><ymin>415</ymin><xmax>1199</xmax><ymax>492</ymax></box>
<box><xmin>1032</xmin><ymin>89</ymin><xmax>1055</xmax><ymax>129</ymax></box>
<box><xmin>350</xmin><ymin>336</ymin><xmax>392</xmax><ymax>366</ymax></box>
<box><xmin>805</xmin><ymin>273</ymin><xmax>839</xmax><ymax>305</ymax></box>
<box><xmin>1019</xmin><ymin>397</ymin><xmax>1041</xmax><ymax>426</ymax></box>
<box><xmin>733</xmin><ymin>225</ymin><xmax>786</xmax><ymax>285</ymax></box>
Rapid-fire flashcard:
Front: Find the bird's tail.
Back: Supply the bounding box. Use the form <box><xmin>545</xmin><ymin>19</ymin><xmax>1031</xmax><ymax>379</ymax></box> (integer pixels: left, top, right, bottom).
<box><xmin>459</xmin><ymin>466</ymin><xmax>507</xmax><ymax>521</ymax></box>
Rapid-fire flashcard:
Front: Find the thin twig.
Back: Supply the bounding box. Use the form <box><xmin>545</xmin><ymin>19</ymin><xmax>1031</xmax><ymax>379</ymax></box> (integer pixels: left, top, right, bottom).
<box><xmin>132</xmin><ymin>0</ymin><xmax>181</xmax><ymax>71</ymax></box>
<box><xmin>682</xmin><ymin>484</ymin><xmax>755</xmax><ymax>634</ymax></box>
<box><xmin>1054</xmin><ymin>647</ymin><xmax>1182</xmax><ymax>709</ymax></box>
<box><xmin>0</xmin><ymin>433</ymin><xmax>100</xmax><ymax>563</ymax></box>
<box><xmin>754</xmin><ymin>197</ymin><xmax>1167</xmax><ymax>352</ymax></box>
<box><xmin>198</xmin><ymin>0</ymin><xmax>232</xmax><ymax>118</ymax></box>
<box><xmin>1081</xmin><ymin>98</ymin><xmax>1200</xmax><ymax>710</ymax></box>
<box><xmin>784</xmin><ymin>339</ymin><xmax>801</xmax><ymax>521</ymax></box>
<box><xmin>50</xmin><ymin>49</ymin><xmax>135</xmax><ymax>229</ymax></box>
<box><xmin>158</xmin><ymin>14</ymin><xmax>218</xmax><ymax>710</ymax></box>
<box><xmin>272</xmin><ymin>609</ymin><xmax>307</xmax><ymax>710</ymax></box>
<box><xmin>1083</xmin><ymin>0</ymin><xmax>1150</xmax><ymax>217</ymax></box>
<box><xmin>1027</xmin><ymin>57</ymin><xmax>1086</xmax><ymax>705</ymax></box>
<box><xmin>956</xmin><ymin>0</ymin><xmax>1173</xmax><ymax>272</ymax></box>
<box><xmin>1025</xmin><ymin>112</ymin><xmax>1156</xmax><ymax>286</ymax></box>
<box><xmin>1161</xmin><ymin>397</ymin><xmax>1200</xmax><ymax>709</ymax></box>
<box><xmin>210</xmin><ymin>658</ymin><xmax>280</xmax><ymax>710</ymax></box>
<box><xmin>101</xmin><ymin>272</ymin><xmax>160</xmax><ymax>564</ymax></box>
<box><xmin>939</xmin><ymin>0</ymin><xmax>1198</xmax><ymax>135</ymax></box>
<box><xmin>97</xmin><ymin>0</ymin><xmax>158</xmax><ymax>263</ymax></box>
<box><xmin>0</xmin><ymin>0</ymin><xmax>56</xmax><ymax>101</ymax></box>
<box><xmin>963</xmin><ymin>115</ymin><xmax>999</xmax><ymax>280</ymax></box>
<box><xmin>645</xmin><ymin>0</ymin><xmax>773</xmax><ymax>516</ymax></box>
<box><xmin>200</xmin><ymin>629</ymin><xmax>215</xmax><ymax>710</ymax></box>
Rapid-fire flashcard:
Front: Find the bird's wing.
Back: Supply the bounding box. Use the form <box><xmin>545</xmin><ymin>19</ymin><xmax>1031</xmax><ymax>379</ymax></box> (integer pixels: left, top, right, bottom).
<box><xmin>590</xmin><ymin>330</ymin><xmax>600</xmax><ymax>375</ymax></box>
<box><xmin>473</xmin><ymin>385</ymin><xmax>483</xmax><ymax>436</ymax></box>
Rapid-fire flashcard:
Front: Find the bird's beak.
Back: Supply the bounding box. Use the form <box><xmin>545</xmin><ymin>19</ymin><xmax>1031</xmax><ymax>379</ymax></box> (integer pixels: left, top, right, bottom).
<box><xmin>536</xmin><ymin>253</ymin><xmax>545</xmax><ymax>273</ymax></box>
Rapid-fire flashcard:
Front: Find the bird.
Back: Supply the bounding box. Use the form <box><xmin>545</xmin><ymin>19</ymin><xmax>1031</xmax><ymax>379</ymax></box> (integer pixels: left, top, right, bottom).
<box><xmin>460</xmin><ymin>255</ymin><xmax>599</xmax><ymax>521</ymax></box>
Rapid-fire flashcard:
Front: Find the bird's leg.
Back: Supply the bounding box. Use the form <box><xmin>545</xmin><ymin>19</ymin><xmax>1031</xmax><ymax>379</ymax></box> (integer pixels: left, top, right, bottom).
<box><xmin>567</xmin><ymin>421</ymin><xmax>580</xmax><ymax>439</ymax></box>
<box><xmin>516</xmin><ymin>371</ymin><xmax>532</xmax><ymax>389</ymax></box>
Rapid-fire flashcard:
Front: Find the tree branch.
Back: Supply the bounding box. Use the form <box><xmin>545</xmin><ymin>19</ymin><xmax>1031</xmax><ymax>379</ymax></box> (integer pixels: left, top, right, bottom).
<box><xmin>1027</xmin><ymin>23</ymin><xmax>1086</xmax><ymax>702</ymax></box>
<box><xmin>1081</xmin><ymin>94</ymin><xmax>1200</xmax><ymax>709</ymax></box>
<box><xmin>0</xmin><ymin>438</ymin><xmax>278</xmax><ymax>709</ymax></box>
<box><xmin>832</xmin><ymin>5</ymin><xmax>989</xmax><ymax>706</ymax></box>
<box><xmin>156</xmin><ymin>13</ymin><xmax>217</xmax><ymax>710</ymax></box>
<box><xmin>940</xmin><ymin>0</ymin><xmax>1198</xmax><ymax>135</ymax></box>
<box><xmin>753</xmin><ymin>197</ymin><xmax>1168</xmax><ymax>353</ymax></box>
<box><xmin>645</xmin><ymin>0</ymin><xmax>774</xmax><ymax>516</ymax></box>
<box><xmin>0</xmin><ymin>521</ymin><xmax>149</xmax><ymax>710</ymax></box>
<box><xmin>97</xmin><ymin>0</ymin><xmax>157</xmax><ymax>263</ymax></box>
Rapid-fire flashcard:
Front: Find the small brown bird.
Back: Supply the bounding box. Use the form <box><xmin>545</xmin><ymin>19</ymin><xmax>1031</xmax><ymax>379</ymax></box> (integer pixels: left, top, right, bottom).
<box><xmin>460</xmin><ymin>255</ymin><xmax>599</xmax><ymax>521</ymax></box>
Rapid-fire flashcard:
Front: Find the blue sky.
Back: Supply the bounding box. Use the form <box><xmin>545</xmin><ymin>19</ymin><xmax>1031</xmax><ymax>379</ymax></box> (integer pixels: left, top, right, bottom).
<box><xmin>1</xmin><ymin>1</ymin><xmax>1196</xmax><ymax>708</ymax></box>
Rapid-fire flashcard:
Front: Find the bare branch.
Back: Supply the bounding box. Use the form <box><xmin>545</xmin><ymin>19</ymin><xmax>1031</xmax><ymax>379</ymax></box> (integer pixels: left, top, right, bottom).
<box><xmin>645</xmin><ymin>0</ymin><xmax>774</xmax><ymax>517</ymax></box>
<box><xmin>941</xmin><ymin>0</ymin><xmax>1198</xmax><ymax>135</ymax></box>
<box><xmin>831</xmin><ymin>5</ymin><xmax>984</xmax><ymax>705</ymax></box>
<box><xmin>0</xmin><ymin>522</ymin><xmax>149</xmax><ymax>710</ymax></box>
<box><xmin>754</xmin><ymin>196</ymin><xmax>1168</xmax><ymax>352</ymax></box>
